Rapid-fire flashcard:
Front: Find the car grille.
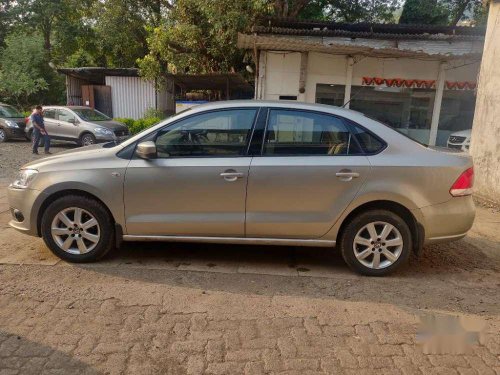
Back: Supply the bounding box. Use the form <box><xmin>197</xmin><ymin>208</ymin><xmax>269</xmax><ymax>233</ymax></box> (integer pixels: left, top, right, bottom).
<box><xmin>448</xmin><ymin>144</ymin><xmax>463</xmax><ymax>150</ymax></box>
<box><xmin>448</xmin><ymin>136</ymin><xmax>466</xmax><ymax>143</ymax></box>
<box><xmin>114</xmin><ymin>129</ymin><xmax>129</xmax><ymax>137</ymax></box>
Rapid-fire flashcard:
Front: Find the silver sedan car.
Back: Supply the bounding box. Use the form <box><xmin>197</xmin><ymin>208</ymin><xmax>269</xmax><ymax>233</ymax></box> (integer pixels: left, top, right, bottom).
<box><xmin>7</xmin><ymin>101</ymin><xmax>475</xmax><ymax>276</ymax></box>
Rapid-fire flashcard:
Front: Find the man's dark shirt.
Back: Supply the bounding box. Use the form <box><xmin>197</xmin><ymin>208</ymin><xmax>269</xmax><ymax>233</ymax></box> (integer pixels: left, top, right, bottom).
<box><xmin>31</xmin><ymin>113</ymin><xmax>45</xmax><ymax>130</ymax></box>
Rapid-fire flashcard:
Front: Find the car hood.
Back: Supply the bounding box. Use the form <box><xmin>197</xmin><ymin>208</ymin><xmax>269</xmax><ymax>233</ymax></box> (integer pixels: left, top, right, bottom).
<box><xmin>1</xmin><ymin>117</ymin><xmax>26</xmax><ymax>126</ymax></box>
<box><xmin>90</xmin><ymin>120</ymin><xmax>127</xmax><ymax>130</ymax></box>
<box><xmin>22</xmin><ymin>144</ymin><xmax>122</xmax><ymax>171</ymax></box>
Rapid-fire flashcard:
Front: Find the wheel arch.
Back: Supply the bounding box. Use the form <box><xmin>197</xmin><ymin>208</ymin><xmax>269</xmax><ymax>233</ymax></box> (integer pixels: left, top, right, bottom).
<box><xmin>36</xmin><ymin>189</ymin><xmax>116</xmax><ymax>237</ymax></box>
<box><xmin>336</xmin><ymin>200</ymin><xmax>424</xmax><ymax>255</ymax></box>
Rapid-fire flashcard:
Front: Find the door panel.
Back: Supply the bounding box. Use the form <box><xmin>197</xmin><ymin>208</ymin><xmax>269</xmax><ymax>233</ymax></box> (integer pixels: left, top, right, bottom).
<box><xmin>57</xmin><ymin>109</ymin><xmax>78</xmax><ymax>139</ymax></box>
<box><xmin>245</xmin><ymin>108</ymin><xmax>371</xmax><ymax>239</ymax></box>
<box><xmin>42</xmin><ymin>109</ymin><xmax>58</xmax><ymax>137</ymax></box>
<box><xmin>124</xmin><ymin>158</ymin><xmax>252</xmax><ymax>236</ymax></box>
<box><xmin>246</xmin><ymin>156</ymin><xmax>370</xmax><ymax>238</ymax></box>
<box><xmin>124</xmin><ymin>108</ymin><xmax>259</xmax><ymax>237</ymax></box>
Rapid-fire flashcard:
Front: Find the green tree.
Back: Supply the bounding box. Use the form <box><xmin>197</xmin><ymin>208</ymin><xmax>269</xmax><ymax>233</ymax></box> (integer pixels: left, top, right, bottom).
<box><xmin>399</xmin><ymin>0</ymin><xmax>486</xmax><ymax>25</ymax></box>
<box><xmin>0</xmin><ymin>32</ymin><xmax>51</xmax><ymax>107</ymax></box>
<box><xmin>327</xmin><ymin>0</ymin><xmax>400</xmax><ymax>23</ymax></box>
<box><xmin>139</xmin><ymin>0</ymin><xmax>265</xmax><ymax>79</ymax></box>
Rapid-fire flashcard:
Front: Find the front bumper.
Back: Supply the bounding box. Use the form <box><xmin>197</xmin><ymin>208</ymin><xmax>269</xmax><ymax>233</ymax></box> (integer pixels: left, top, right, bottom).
<box><xmin>419</xmin><ymin>195</ymin><xmax>475</xmax><ymax>244</ymax></box>
<box><xmin>7</xmin><ymin>186</ymin><xmax>46</xmax><ymax>237</ymax></box>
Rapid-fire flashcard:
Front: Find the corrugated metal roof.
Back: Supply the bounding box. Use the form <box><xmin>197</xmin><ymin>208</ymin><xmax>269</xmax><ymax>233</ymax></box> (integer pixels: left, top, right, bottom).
<box><xmin>254</xmin><ymin>18</ymin><xmax>485</xmax><ymax>41</ymax></box>
<box><xmin>237</xmin><ymin>33</ymin><xmax>483</xmax><ymax>60</ymax></box>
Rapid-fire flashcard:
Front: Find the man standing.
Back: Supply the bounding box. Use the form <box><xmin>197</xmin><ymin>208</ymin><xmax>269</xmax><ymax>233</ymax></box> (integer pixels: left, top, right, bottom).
<box><xmin>31</xmin><ymin>105</ymin><xmax>51</xmax><ymax>155</ymax></box>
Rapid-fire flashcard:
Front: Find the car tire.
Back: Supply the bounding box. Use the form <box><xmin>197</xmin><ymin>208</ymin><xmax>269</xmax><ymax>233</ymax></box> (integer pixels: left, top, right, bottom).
<box><xmin>0</xmin><ymin>128</ymin><xmax>7</xmax><ymax>143</ymax></box>
<box><xmin>339</xmin><ymin>209</ymin><xmax>412</xmax><ymax>276</ymax></box>
<box><xmin>79</xmin><ymin>133</ymin><xmax>96</xmax><ymax>146</ymax></box>
<box><xmin>41</xmin><ymin>195</ymin><xmax>114</xmax><ymax>262</ymax></box>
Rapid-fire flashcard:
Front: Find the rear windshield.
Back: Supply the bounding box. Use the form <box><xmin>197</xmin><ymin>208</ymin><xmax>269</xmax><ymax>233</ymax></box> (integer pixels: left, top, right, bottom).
<box><xmin>0</xmin><ymin>105</ymin><xmax>23</xmax><ymax>118</ymax></box>
<box><xmin>73</xmin><ymin>108</ymin><xmax>111</xmax><ymax>121</ymax></box>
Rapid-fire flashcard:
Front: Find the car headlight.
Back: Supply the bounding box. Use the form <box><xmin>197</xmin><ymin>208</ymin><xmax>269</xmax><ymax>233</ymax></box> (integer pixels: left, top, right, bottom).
<box><xmin>94</xmin><ymin>127</ymin><xmax>113</xmax><ymax>136</ymax></box>
<box><xmin>5</xmin><ymin>120</ymin><xmax>18</xmax><ymax>128</ymax></box>
<box><xmin>10</xmin><ymin>169</ymin><xmax>38</xmax><ymax>189</ymax></box>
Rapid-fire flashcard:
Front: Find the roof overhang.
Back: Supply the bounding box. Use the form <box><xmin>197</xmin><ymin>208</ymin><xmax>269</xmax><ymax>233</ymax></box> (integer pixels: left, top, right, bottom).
<box><xmin>238</xmin><ymin>33</ymin><xmax>484</xmax><ymax>61</ymax></box>
<box><xmin>58</xmin><ymin>68</ymin><xmax>253</xmax><ymax>92</ymax></box>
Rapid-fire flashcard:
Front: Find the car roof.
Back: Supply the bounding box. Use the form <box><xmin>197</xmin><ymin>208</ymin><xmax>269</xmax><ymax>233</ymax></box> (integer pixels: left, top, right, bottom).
<box><xmin>42</xmin><ymin>106</ymin><xmax>91</xmax><ymax>110</ymax></box>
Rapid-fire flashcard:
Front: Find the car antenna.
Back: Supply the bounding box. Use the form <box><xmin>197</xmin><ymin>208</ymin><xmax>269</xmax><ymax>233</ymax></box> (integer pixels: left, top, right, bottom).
<box><xmin>341</xmin><ymin>85</ymin><xmax>367</xmax><ymax>108</ymax></box>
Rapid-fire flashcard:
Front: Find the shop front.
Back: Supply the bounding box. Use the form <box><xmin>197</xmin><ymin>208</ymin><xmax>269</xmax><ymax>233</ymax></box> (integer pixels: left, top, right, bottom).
<box><xmin>238</xmin><ymin>20</ymin><xmax>484</xmax><ymax>148</ymax></box>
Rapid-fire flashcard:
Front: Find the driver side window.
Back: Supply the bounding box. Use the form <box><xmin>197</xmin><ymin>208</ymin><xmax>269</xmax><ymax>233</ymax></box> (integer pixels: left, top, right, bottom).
<box><xmin>155</xmin><ymin>109</ymin><xmax>257</xmax><ymax>158</ymax></box>
<box><xmin>58</xmin><ymin>109</ymin><xmax>75</xmax><ymax>123</ymax></box>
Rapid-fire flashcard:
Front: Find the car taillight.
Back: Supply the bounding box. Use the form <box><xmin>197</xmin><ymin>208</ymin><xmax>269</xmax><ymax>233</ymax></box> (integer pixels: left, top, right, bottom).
<box><xmin>450</xmin><ymin>167</ymin><xmax>474</xmax><ymax>197</ymax></box>
<box><xmin>25</xmin><ymin>117</ymin><xmax>29</xmax><ymax>124</ymax></box>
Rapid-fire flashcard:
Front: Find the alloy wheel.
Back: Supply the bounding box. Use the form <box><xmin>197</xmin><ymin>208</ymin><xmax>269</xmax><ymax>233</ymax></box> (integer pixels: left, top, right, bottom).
<box><xmin>353</xmin><ymin>221</ymin><xmax>403</xmax><ymax>269</ymax></box>
<box><xmin>0</xmin><ymin>129</ymin><xmax>6</xmax><ymax>142</ymax></box>
<box><xmin>82</xmin><ymin>135</ymin><xmax>95</xmax><ymax>146</ymax></box>
<box><xmin>51</xmin><ymin>207</ymin><xmax>100</xmax><ymax>254</ymax></box>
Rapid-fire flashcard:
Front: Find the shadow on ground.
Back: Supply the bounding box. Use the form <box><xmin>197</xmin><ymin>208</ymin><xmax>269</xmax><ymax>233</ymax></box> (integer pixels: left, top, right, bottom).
<box><xmin>70</xmin><ymin>236</ymin><xmax>500</xmax><ymax>316</ymax></box>
<box><xmin>0</xmin><ymin>330</ymin><xmax>102</xmax><ymax>374</ymax></box>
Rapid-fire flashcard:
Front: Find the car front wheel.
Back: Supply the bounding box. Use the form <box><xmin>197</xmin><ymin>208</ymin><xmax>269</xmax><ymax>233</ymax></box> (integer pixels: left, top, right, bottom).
<box><xmin>340</xmin><ymin>209</ymin><xmax>412</xmax><ymax>276</ymax></box>
<box><xmin>0</xmin><ymin>128</ymin><xmax>7</xmax><ymax>142</ymax></box>
<box><xmin>41</xmin><ymin>195</ymin><xmax>114</xmax><ymax>262</ymax></box>
<box><xmin>79</xmin><ymin>133</ymin><xmax>96</xmax><ymax>146</ymax></box>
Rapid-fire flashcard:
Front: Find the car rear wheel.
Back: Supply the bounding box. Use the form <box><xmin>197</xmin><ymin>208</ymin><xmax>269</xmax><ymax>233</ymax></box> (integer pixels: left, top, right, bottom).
<box><xmin>0</xmin><ymin>128</ymin><xmax>7</xmax><ymax>142</ymax></box>
<box><xmin>340</xmin><ymin>209</ymin><xmax>412</xmax><ymax>276</ymax></box>
<box><xmin>41</xmin><ymin>195</ymin><xmax>114</xmax><ymax>262</ymax></box>
<box><xmin>79</xmin><ymin>133</ymin><xmax>96</xmax><ymax>146</ymax></box>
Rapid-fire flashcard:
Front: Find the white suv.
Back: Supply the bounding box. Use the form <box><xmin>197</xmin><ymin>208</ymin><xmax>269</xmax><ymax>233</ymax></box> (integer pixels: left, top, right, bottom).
<box><xmin>447</xmin><ymin>129</ymin><xmax>471</xmax><ymax>152</ymax></box>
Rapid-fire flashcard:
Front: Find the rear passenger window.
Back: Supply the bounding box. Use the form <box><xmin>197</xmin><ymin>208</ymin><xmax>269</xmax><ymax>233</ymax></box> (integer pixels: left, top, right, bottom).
<box><xmin>350</xmin><ymin>123</ymin><xmax>386</xmax><ymax>154</ymax></box>
<box><xmin>264</xmin><ymin>110</ymin><xmax>357</xmax><ymax>156</ymax></box>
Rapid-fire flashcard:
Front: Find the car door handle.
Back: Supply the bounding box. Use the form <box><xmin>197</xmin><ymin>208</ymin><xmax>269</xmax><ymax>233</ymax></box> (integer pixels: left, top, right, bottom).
<box><xmin>220</xmin><ymin>171</ymin><xmax>244</xmax><ymax>182</ymax></box>
<box><xmin>336</xmin><ymin>170</ymin><xmax>360</xmax><ymax>181</ymax></box>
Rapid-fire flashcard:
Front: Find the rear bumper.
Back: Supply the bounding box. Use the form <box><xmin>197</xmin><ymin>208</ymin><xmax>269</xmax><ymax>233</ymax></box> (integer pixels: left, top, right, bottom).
<box><xmin>419</xmin><ymin>196</ymin><xmax>475</xmax><ymax>245</ymax></box>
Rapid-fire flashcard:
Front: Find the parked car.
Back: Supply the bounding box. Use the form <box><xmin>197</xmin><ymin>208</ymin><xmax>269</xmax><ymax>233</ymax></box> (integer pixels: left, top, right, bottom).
<box><xmin>0</xmin><ymin>103</ymin><xmax>28</xmax><ymax>142</ymax></box>
<box><xmin>447</xmin><ymin>129</ymin><xmax>471</xmax><ymax>152</ymax></box>
<box><xmin>25</xmin><ymin>106</ymin><xmax>129</xmax><ymax>146</ymax></box>
<box><xmin>7</xmin><ymin>101</ymin><xmax>475</xmax><ymax>276</ymax></box>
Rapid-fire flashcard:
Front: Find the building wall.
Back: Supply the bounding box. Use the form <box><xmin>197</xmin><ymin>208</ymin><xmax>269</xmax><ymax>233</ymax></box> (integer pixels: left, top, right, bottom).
<box><xmin>105</xmin><ymin>76</ymin><xmax>157</xmax><ymax>119</ymax></box>
<box><xmin>470</xmin><ymin>1</ymin><xmax>500</xmax><ymax>204</ymax></box>
<box><xmin>259</xmin><ymin>51</ymin><xmax>480</xmax><ymax>102</ymax></box>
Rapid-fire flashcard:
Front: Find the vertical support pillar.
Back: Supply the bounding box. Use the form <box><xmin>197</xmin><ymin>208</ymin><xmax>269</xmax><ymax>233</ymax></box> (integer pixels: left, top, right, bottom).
<box><xmin>429</xmin><ymin>62</ymin><xmax>446</xmax><ymax>146</ymax></box>
<box><xmin>298</xmin><ymin>52</ymin><xmax>308</xmax><ymax>102</ymax></box>
<box><xmin>257</xmin><ymin>51</ymin><xmax>267</xmax><ymax>100</ymax></box>
<box><xmin>343</xmin><ymin>56</ymin><xmax>354</xmax><ymax>108</ymax></box>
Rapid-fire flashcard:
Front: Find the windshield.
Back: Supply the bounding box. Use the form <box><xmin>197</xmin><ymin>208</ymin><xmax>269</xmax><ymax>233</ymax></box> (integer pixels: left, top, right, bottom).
<box><xmin>72</xmin><ymin>108</ymin><xmax>111</xmax><ymax>121</ymax></box>
<box><xmin>0</xmin><ymin>105</ymin><xmax>24</xmax><ymax>118</ymax></box>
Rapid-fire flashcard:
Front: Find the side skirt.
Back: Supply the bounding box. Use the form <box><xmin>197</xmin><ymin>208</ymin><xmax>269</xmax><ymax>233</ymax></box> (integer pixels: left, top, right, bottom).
<box><xmin>123</xmin><ymin>235</ymin><xmax>336</xmax><ymax>247</ymax></box>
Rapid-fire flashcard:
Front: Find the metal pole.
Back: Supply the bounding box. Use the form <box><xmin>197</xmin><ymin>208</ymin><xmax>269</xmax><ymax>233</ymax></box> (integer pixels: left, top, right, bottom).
<box><xmin>429</xmin><ymin>62</ymin><xmax>446</xmax><ymax>146</ymax></box>
<box><xmin>343</xmin><ymin>57</ymin><xmax>354</xmax><ymax>108</ymax></box>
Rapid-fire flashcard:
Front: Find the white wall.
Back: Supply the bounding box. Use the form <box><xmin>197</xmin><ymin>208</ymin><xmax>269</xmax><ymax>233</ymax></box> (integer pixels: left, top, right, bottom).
<box><xmin>470</xmin><ymin>1</ymin><xmax>500</xmax><ymax>204</ymax></box>
<box><xmin>105</xmin><ymin>76</ymin><xmax>157</xmax><ymax>119</ymax></box>
<box><xmin>260</xmin><ymin>51</ymin><xmax>480</xmax><ymax>103</ymax></box>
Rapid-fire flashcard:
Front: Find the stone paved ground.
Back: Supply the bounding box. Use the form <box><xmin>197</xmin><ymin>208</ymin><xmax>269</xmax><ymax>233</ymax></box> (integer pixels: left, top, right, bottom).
<box><xmin>0</xmin><ymin>141</ymin><xmax>499</xmax><ymax>374</ymax></box>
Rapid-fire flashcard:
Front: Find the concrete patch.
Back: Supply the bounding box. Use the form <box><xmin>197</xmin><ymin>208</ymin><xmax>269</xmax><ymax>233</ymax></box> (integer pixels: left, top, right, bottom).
<box><xmin>0</xmin><ymin>228</ymin><xmax>59</xmax><ymax>266</ymax></box>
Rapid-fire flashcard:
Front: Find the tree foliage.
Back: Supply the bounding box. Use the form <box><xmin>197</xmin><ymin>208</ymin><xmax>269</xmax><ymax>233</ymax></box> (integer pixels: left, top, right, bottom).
<box><xmin>0</xmin><ymin>0</ymin><xmax>489</xmax><ymax>108</ymax></box>
<box><xmin>399</xmin><ymin>0</ymin><xmax>487</xmax><ymax>26</ymax></box>
<box><xmin>0</xmin><ymin>32</ymin><xmax>57</xmax><ymax>107</ymax></box>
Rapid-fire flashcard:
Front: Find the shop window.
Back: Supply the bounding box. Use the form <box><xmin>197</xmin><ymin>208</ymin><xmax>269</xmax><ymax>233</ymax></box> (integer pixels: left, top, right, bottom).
<box><xmin>437</xmin><ymin>90</ymin><xmax>476</xmax><ymax>147</ymax></box>
<box><xmin>315</xmin><ymin>84</ymin><xmax>345</xmax><ymax>106</ymax></box>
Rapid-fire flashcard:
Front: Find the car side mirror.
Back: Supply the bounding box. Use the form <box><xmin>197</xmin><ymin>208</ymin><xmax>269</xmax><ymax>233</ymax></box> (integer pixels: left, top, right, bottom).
<box><xmin>68</xmin><ymin>118</ymin><xmax>78</xmax><ymax>125</ymax></box>
<box><xmin>136</xmin><ymin>141</ymin><xmax>157</xmax><ymax>160</ymax></box>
